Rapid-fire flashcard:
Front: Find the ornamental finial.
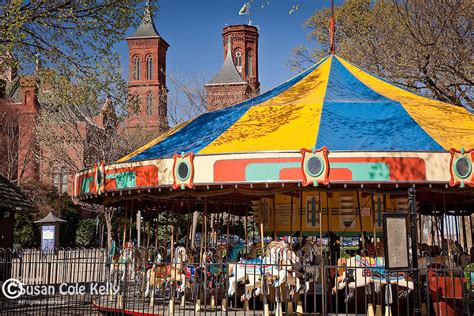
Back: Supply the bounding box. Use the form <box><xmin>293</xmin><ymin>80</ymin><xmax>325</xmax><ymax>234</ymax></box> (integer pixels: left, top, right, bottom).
<box><xmin>142</xmin><ymin>0</ymin><xmax>152</xmax><ymax>24</ymax></box>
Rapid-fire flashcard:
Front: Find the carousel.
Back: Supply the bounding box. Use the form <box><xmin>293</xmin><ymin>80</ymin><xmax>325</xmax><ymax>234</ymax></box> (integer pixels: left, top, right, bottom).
<box><xmin>74</xmin><ymin>54</ymin><xmax>474</xmax><ymax>315</ymax></box>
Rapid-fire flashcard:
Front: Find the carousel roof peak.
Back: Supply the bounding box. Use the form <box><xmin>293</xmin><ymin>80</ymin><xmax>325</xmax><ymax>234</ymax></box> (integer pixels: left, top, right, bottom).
<box><xmin>118</xmin><ymin>55</ymin><xmax>473</xmax><ymax>163</ymax></box>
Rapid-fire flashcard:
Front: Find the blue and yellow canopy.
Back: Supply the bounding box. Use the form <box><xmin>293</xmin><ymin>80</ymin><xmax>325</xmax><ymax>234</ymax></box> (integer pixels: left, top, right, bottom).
<box><xmin>120</xmin><ymin>55</ymin><xmax>474</xmax><ymax>162</ymax></box>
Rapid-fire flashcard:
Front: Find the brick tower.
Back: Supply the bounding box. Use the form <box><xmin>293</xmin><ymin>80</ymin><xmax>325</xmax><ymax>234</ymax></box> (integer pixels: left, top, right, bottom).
<box><xmin>205</xmin><ymin>24</ymin><xmax>260</xmax><ymax>112</ymax></box>
<box><xmin>125</xmin><ymin>3</ymin><xmax>169</xmax><ymax>133</ymax></box>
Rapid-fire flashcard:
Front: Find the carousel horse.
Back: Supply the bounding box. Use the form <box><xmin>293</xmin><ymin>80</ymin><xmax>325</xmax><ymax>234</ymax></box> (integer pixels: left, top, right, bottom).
<box><xmin>144</xmin><ymin>246</ymin><xmax>188</xmax><ymax>301</ymax></box>
<box><xmin>109</xmin><ymin>242</ymin><xmax>137</xmax><ymax>285</ymax></box>
<box><xmin>333</xmin><ymin>255</ymin><xmax>414</xmax><ymax>302</ymax></box>
<box><xmin>297</xmin><ymin>238</ymin><xmax>324</xmax><ymax>292</ymax></box>
<box><xmin>227</xmin><ymin>241</ymin><xmax>300</xmax><ymax>301</ymax></box>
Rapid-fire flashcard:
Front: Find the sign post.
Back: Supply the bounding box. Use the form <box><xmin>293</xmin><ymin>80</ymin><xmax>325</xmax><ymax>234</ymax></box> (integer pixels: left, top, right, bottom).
<box><xmin>34</xmin><ymin>212</ymin><xmax>66</xmax><ymax>255</ymax></box>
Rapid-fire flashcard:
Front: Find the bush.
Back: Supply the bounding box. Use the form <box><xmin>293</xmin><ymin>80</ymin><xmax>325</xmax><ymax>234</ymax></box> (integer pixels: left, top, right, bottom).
<box><xmin>14</xmin><ymin>214</ymin><xmax>38</xmax><ymax>248</ymax></box>
<box><xmin>75</xmin><ymin>218</ymin><xmax>97</xmax><ymax>247</ymax></box>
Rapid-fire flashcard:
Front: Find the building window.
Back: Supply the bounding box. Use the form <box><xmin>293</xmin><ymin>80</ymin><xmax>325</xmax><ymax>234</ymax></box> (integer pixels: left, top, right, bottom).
<box><xmin>133</xmin><ymin>56</ymin><xmax>141</xmax><ymax>80</ymax></box>
<box><xmin>53</xmin><ymin>167</ymin><xmax>68</xmax><ymax>193</ymax></box>
<box><xmin>146</xmin><ymin>55</ymin><xmax>153</xmax><ymax>80</ymax></box>
<box><xmin>246</xmin><ymin>49</ymin><xmax>253</xmax><ymax>77</ymax></box>
<box><xmin>234</xmin><ymin>49</ymin><xmax>242</xmax><ymax>73</ymax></box>
<box><xmin>146</xmin><ymin>92</ymin><xmax>153</xmax><ymax>115</ymax></box>
<box><xmin>133</xmin><ymin>95</ymin><xmax>140</xmax><ymax>114</ymax></box>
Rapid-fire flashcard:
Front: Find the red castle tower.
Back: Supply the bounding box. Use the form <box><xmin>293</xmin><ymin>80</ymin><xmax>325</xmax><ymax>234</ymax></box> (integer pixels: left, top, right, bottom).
<box><xmin>205</xmin><ymin>24</ymin><xmax>260</xmax><ymax>112</ymax></box>
<box><xmin>125</xmin><ymin>3</ymin><xmax>169</xmax><ymax>133</ymax></box>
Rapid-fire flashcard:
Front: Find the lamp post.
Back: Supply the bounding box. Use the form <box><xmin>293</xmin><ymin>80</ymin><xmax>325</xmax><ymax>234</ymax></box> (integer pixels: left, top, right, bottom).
<box><xmin>408</xmin><ymin>187</ymin><xmax>421</xmax><ymax>316</ymax></box>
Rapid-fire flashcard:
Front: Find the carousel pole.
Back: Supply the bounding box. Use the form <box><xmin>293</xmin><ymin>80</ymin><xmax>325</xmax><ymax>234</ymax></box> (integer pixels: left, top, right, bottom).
<box><xmin>273</xmin><ymin>197</ymin><xmax>277</xmax><ymax>240</ymax></box>
<box><xmin>154</xmin><ymin>218</ymin><xmax>159</xmax><ymax>250</ymax></box>
<box><xmin>408</xmin><ymin>188</ymin><xmax>421</xmax><ymax>316</ymax></box>
<box><xmin>290</xmin><ymin>193</ymin><xmax>294</xmax><ymax>247</ymax></box>
<box><xmin>182</xmin><ymin>212</ymin><xmax>191</xmax><ymax>308</ymax></box>
<box><xmin>462</xmin><ymin>214</ymin><xmax>468</xmax><ymax>251</ymax></box>
<box><xmin>296</xmin><ymin>190</ymin><xmax>304</xmax><ymax>315</ymax></box>
<box><xmin>368</xmin><ymin>194</ymin><xmax>376</xmax><ymax>316</ymax></box>
<box><xmin>245</xmin><ymin>208</ymin><xmax>249</xmax><ymax>247</ymax></box>
<box><xmin>128</xmin><ymin>206</ymin><xmax>133</xmax><ymax>245</ymax></box>
<box><xmin>169</xmin><ymin>224</ymin><xmax>175</xmax><ymax>315</ymax></box>
<box><xmin>287</xmin><ymin>191</ymin><xmax>295</xmax><ymax>316</ymax></box>
<box><xmin>319</xmin><ymin>192</ymin><xmax>326</xmax><ymax>316</ymax></box>
<box><xmin>123</xmin><ymin>207</ymin><xmax>127</xmax><ymax>248</ymax></box>
<box><xmin>146</xmin><ymin>218</ymin><xmax>151</xmax><ymax>248</ymax></box>
<box><xmin>259</xmin><ymin>199</ymin><xmax>269</xmax><ymax>316</ymax></box>
<box><xmin>418</xmin><ymin>213</ymin><xmax>423</xmax><ymax>244</ymax></box>
<box><xmin>356</xmin><ymin>191</ymin><xmax>365</xmax><ymax>250</ymax></box>
<box><xmin>137</xmin><ymin>209</ymin><xmax>141</xmax><ymax>248</ymax></box>
<box><xmin>299</xmin><ymin>191</ymin><xmax>303</xmax><ymax>241</ymax></box>
<box><xmin>371</xmin><ymin>195</ymin><xmax>377</xmax><ymax>255</ymax></box>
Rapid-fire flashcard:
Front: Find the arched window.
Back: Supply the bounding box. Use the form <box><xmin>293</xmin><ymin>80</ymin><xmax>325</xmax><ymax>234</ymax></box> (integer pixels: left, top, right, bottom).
<box><xmin>146</xmin><ymin>92</ymin><xmax>153</xmax><ymax>115</ymax></box>
<box><xmin>146</xmin><ymin>55</ymin><xmax>153</xmax><ymax>80</ymax></box>
<box><xmin>52</xmin><ymin>167</ymin><xmax>68</xmax><ymax>193</ymax></box>
<box><xmin>234</xmin><ymin>49</ymin><xmax>242</xmax><ymax>73</ymax></box>
<box><xmin>133</xmin><ymin>56</ymin><xmax>141</xmax><ymax>80</ymax></box>
<box><xmin>246</xmin><ymin>49</ymin><xmax>253</xmax><ymax>77</ymax></box>
<box><xmin>133</xmin><ymin>95</ymin><xmax>140</xmax><ymax>115</ymax></box>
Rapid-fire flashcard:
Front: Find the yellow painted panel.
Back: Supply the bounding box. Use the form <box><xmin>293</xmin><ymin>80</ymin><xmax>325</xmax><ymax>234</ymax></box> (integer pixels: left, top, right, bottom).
<box><xmin>255</xmin><ymin>192</ymin><xmax>402</xmax><ymax>235</ymax></box>
<box><xmin>199</xmin><ymin>57</ymin><xmax>333</xmax><ymax>154</ymax></box>
<box><xmin>337</xmin><ymin>56</ymin><xmax>474</xmax><ymax>150</ymax></box>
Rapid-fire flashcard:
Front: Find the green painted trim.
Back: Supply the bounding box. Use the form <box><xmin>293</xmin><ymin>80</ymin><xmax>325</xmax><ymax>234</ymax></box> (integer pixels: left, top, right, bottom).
<box><xmin>245</xmin><ymin>162</ymin><xmax>299</xmax><ymax>181</ymax></box>
<box><xmin>81</xmin><ymin>177</ymin><xmax>94</xmax><ymax>193</ymax></box>
<box><xmin>454</xmin><ymin>156</ymin><xmax>472</xmax><ymax>179</ymax></box>
<box><xmin>106</xmin><ymin>172</ymin><xmax>136</xmax><ymax>189</ymax></box>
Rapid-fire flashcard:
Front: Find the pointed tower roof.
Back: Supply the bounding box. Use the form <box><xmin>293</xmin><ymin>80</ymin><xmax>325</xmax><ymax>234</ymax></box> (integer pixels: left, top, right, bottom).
<box><xmin>206</xmin><ymin>37</ymin><xmax>246</xmax><ymax>86</ymax></box>
<box><xmin>128</xmin><ymin>1</ymin><xmax>163</xmax><ymax>40</ymax></box>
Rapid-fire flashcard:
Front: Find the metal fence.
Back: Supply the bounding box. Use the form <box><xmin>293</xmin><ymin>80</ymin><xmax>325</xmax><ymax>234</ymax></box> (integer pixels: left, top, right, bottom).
<box><xmin>0</xmin><ymin>247</ymin><xmax>472</xmax><ymax>315</ymax></box>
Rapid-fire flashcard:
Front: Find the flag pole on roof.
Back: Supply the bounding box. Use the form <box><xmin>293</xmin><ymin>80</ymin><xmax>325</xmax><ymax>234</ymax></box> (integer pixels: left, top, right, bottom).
<box><xmin>238</xmin><ymin>2</ymin><xmax>251</xmax><ymax>25</ymax></box>
<box><xmin>329</xmin><ymin>0</ymin><xmax>335</xmax><ymax>54</ymax></box>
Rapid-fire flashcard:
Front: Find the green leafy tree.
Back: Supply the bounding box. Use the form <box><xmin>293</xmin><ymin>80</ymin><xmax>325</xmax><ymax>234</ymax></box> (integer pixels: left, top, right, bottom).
<box><xmin>0</xmin><ymin>1</ymin><xmax>156</xmax><ymax>77</ymax></box>
<box><xmin>75</xmin><ymin>218</ymin><xmax>97</xmax><ymax>247</ymax></box>
<box><xmin>13</xmin><ymin>214</ymin><xmax>39</xmax><ymax>248</ymax></box>
<box><xmin>55</xmin><ymin>194</ymin><xmax>81</xmax><ymax>247</ymax></box>
<box><xmin>290</xmin><ymin>0</ymin><xmax>472</xmax><ymax>106</ymax></box>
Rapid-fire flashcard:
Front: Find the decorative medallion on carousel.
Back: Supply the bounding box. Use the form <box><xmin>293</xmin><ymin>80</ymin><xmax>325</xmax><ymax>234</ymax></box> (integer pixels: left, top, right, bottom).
<box><xmin>449</xmin><ymin>148</ymin><xmax>473</xmax><ymax>188</ymax></box>
<box><xmin>300</xmin><ymin>146</ymin><xmax>329</xmax><ymax>186</ymax></box>
<box><xmin>94</xmin><ymin>160</ymin><xmax>106</xmax><ymax>195</ymax></box>
<box><xmin>172</xmin><ymin>152</ymin><xmax>195</xmax><ymax>189</ymax></box>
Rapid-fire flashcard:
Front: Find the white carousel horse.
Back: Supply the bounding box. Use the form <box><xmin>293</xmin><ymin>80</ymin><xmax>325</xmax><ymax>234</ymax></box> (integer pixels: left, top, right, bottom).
<box><xmin>227</xmin><ymin>241</ymin><xmax>300</xmax><ymax>301</ymax></box>
<box><xmin>144</xmin><ymin>246</ymin><xmax>188</xmax><ymax>301</ymax></box>
<box><xmin>332</xmin><ymin>255</ymin><xmax>414</xmax><ymax>295</ymax></box>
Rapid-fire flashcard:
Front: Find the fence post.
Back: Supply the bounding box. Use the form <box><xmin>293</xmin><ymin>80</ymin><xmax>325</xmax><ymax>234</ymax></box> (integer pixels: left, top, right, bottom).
<box><xmin>408</xmin><ymin>187</ymin><xmax>421</xmax><ymax>316</ymax></box>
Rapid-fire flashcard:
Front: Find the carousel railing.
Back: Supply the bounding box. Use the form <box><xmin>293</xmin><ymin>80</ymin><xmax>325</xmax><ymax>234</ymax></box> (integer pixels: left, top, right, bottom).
<box><xmin>0</xmin><ymin>247</ymin><xmax>472</xmax><ymax>315</ymax></box>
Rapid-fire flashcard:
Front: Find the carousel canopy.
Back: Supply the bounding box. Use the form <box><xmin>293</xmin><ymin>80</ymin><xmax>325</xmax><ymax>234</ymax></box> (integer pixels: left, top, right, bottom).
<box><xmin>74</xmin><ymin>55</ymin><xmax>474</xmax><ymax>200</ymax></box>
<box><xmin>120</xmin><ymin>55</ymin><xmax>474</xmax><ymax>163</ymax></box>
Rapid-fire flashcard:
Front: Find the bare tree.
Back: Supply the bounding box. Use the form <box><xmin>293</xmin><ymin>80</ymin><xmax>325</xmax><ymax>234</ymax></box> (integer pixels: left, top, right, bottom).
<box><xmin>290</xmin><ymin>0</ymin><xmax>472</xmax><ymax>107</ymax></box>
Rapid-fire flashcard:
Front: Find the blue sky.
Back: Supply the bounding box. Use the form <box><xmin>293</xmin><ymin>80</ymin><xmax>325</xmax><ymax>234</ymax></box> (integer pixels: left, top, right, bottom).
<box><xmin>116</xmin><ymin>0</ymin><xmax>339</xmax><ymax>93</ymax></box>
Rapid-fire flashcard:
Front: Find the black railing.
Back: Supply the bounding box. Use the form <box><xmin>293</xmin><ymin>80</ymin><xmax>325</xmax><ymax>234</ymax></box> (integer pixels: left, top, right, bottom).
<box><xmin>0</xmin><ymin>247</ymin><xmax>472</xmax><ymax>315</ymax></box>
